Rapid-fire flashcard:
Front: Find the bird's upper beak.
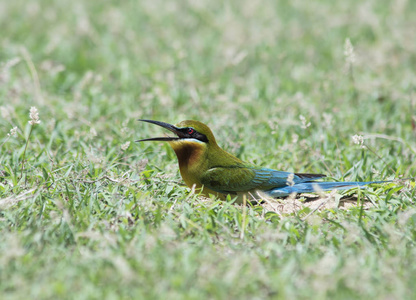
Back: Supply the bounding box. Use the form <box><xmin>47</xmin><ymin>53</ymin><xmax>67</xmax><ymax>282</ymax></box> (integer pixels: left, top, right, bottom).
<box><xmin>136</xmin><ymin>119</ymin><xmax>185</xmax><ymax>142</ymax></box>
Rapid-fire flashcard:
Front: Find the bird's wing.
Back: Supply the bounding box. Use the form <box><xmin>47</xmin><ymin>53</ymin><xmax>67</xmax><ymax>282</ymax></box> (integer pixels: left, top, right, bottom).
<box><xmin>200</xmin><ymin>166</ymin><xmax>261</xmax><ymax>193</ymax></box>
<box><xmin>200</xmin><ymin>167</ymin><xmax>325</xmax><ymax>193</ymax></box>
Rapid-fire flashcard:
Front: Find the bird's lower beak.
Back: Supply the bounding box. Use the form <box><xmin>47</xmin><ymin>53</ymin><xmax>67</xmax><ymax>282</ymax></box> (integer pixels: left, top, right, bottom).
<box><xmin>136</xmin><ymin>119</ymin><xmax>183</xmax><ymax>142</ymax></box>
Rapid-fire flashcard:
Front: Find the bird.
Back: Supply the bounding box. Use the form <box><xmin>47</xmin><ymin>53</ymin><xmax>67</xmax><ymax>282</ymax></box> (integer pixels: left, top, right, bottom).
<box><xmin>136</xmin><ymin>119</ymin><xmax>388</xmax><ymax>202</ymax></box>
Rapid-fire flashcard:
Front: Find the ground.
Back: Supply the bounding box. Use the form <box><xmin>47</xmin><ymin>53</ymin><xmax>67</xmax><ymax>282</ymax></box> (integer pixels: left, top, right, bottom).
<box><xmin>1</xmin><ymin>0</ymin><xmax>416</xmax><ymax>299</ymax></box>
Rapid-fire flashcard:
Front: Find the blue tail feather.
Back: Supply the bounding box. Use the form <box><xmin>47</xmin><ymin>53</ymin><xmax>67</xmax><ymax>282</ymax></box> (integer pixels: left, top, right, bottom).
<box><xmin>265</xmin><ymin>180</ymin><xmax>388</xmax><ymax>198</ymax></box>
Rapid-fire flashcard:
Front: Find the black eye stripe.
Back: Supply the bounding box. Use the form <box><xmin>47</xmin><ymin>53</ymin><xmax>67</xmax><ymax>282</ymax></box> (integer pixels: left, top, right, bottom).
<box><xmin>179</xmin><ymin>127</ymin><xmax>208</xmax><ymax>143</ymax></box>
<box><xmin>195</xmin><ymin>132</ymin><xmax>209</xmax><ymax>143</ymax></box>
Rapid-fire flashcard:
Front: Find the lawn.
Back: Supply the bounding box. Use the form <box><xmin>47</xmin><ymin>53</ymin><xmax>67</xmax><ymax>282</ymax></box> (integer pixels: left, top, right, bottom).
<box><xmin>1</xmin><ymin>0</ymin><xmax>416</xmax><ymax>299</ymax></box>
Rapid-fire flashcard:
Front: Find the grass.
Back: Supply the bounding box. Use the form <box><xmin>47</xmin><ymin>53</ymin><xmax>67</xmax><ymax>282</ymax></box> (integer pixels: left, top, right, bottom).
<box><xmin>1</xmin><ymin>0</ymin><xmax>416</xmax><ymax>298</ymax></box>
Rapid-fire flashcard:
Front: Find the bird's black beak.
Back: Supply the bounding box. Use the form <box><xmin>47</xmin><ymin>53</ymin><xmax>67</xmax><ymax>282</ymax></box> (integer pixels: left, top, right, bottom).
<box><xmin>136</xmin><ymin>119</ymin><xmax>184</xmax><ymax>142</ymax></box>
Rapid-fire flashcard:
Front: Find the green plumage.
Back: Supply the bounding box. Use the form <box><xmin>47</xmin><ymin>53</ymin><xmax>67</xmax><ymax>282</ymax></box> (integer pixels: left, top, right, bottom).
<box><xmin>138</xmin><ymin>119</ymin><xmax>388</xmax><ymax>200</ymax></box>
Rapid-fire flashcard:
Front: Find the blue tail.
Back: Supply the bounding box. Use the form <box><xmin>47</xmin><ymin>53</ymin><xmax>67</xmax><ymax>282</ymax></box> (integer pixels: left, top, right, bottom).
<box><xmin>265</xmin><ymin>180</ymin><xmax>388</xmax><ymax>197</ymax></box>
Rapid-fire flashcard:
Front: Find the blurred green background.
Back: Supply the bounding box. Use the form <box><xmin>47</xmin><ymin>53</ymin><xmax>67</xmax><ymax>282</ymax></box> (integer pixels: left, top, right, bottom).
<box><xmin>1</xmin><ymin>0</ymin><xmax>416</xmax><ymax>299</ymax></box>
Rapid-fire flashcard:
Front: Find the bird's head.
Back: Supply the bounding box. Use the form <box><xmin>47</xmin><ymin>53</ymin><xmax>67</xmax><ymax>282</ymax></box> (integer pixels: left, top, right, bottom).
<box><xmin>137</xmin><ymin>119</ymin><xmax>243</xmax><ymax>187</ymax></box>
<box><xmin>136</xmin><ymin>119</ymin><xmax>217</xmax><ymax>147</ymax></box>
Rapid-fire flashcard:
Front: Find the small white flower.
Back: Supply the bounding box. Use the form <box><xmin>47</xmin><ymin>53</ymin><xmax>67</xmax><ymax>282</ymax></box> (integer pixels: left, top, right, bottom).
<box><xmin>121</xmin><ymin>141</ymin><xmax>130</xmax><ymax>151</ymax></box>
<box><xmin>28</xmin><ymin>106</ymin><xmax>41</xmax><ymax>125</ymax></box>
<box><xmin>7</xmin><ymin>126</ymin><xmax>17</xmax><ymax>137</ymax></box>
<box><xmin>351</xmin><ymin>134</ymin><xmax>365</xmax><ymax>148</ymax></box>
<box><xmin>299</xmin><ymin>115</ymin><xmax>311</xmax><ymax>129</ymax></box>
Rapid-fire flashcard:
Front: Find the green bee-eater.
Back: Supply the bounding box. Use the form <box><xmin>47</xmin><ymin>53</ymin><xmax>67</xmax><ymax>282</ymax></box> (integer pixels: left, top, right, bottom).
<box><xmin>137</xmin><ymin>120</ymin><xmax>387</xmax><ymax>201</ymax></box>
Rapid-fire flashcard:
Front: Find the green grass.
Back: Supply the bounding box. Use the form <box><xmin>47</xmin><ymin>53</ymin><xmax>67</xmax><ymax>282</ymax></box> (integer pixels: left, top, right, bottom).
<box><xmin>1</xmin><ymin>0</ymin><xmax>416</xmax><ymax>298</ymax></box>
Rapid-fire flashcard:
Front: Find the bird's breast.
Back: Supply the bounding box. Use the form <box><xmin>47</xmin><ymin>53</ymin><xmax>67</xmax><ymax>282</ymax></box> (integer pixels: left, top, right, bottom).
<box><xmin>168</xmin><ymin>140</ymin><xmax>208</xmax><ymax>188</ymax></box>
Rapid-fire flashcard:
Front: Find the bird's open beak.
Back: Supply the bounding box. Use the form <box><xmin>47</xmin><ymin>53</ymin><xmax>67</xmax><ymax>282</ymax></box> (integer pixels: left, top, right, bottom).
<box><xmin>136</xmin><ymin>119</ymin><xmax>184</xmax><ymax>142</ymax></box>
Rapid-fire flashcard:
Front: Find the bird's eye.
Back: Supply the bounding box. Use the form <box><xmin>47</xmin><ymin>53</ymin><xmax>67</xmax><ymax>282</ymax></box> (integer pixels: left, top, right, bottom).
<box><xmin>187</xmin><ymin>128</ymin><xmax>195</xmax><ymax>134</ymax></box>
